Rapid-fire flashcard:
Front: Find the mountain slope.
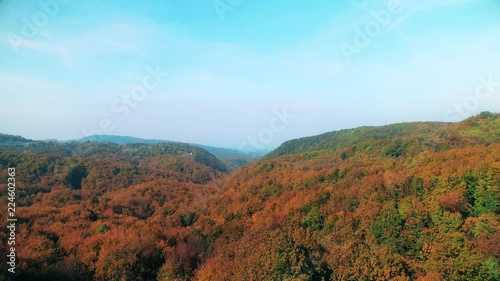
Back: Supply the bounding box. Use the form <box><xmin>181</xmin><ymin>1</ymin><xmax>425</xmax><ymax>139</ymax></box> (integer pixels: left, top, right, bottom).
<box><xmin>78</xmin><ymin>135</ymin><xmax>169</xmax><ymax>145</ymax></box>
<box><xmin>1</xmin><ymin>112</ymin><xmax>499</xmax><ymax>281</ymax></box>
<box><xmin>268</xmin><ymin>111</ymin><xmax>500</xmax><ymax>159</ymax></box>
<box><xmin>190</xmin><ymin>112</ymin><xmax>500</xmax><ymax>280</ymax></box>
<box><xmin>75</xmin><ymin>135</ymin><xmax>262</xmax><ymax>170</ymax></box>
<box><xmin>0</xmin><ymin>133</ymin><xmax>32</xmax><ymax>143</ymax></box>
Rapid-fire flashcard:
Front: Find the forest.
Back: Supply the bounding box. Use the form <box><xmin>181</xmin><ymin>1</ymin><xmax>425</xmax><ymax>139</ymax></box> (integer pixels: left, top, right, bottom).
<box><xmin>0</xmin><ymin>112</ymin><xmax>499</xmax><ymax>281</ymax></box>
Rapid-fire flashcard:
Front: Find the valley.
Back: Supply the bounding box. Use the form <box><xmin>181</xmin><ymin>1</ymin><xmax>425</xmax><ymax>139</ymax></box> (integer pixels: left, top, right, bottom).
<box><xmin>0</xmin><ymin>112</ymin><xmax>499</xmax><ymax>280</ymax></box>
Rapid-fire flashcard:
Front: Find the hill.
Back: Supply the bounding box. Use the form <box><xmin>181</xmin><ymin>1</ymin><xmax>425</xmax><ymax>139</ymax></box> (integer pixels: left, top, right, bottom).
<box><xmin>268</xmin><ymin>111</ymin><xmax>500</xmax><ymax>159</ymax></box>
<box><xmin>0</xmin><ymin>112</ymin><xmax>499</xmax><ymax>281</ymax></box>
<box><xmin>75</xmin><ymin>135</ymin><xmax>263</xmax><ymax>170</ymax></box>
<box><xmin>0</xmin><ymin>133</ymin><xmax>32</xmax><ymax>143</ymax></box>
<box><xmin>78</xmin><ymin>135</ymin><xmax>169</xmax><ymax>145</ymax></box>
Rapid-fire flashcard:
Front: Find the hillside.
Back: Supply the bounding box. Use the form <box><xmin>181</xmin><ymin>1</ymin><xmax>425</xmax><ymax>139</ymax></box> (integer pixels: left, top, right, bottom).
<box><xmin>0</xmin><ymin>112</ymin><xmax>499</xmax><ymax>281</ymax></box>
<box><xmin>0</xmin><ymin>133</ymin><xmax>32</xmax><ymax>144</ymax></box>
<box><xmin>188</xmin><ymin>112</ymin><xmax>500</xmax><ymax>280</ymax></box>
<box><xmin>268</xmin><ymin>111</ymin><xmax>500</xmax><ymax>159</ymax></box>
<box><xmin>78</xmin><ymin>135</ymin><xmax>170</xmax><ymax>145</ymax></box>
<box><xmin>0</xmin><ymin>141</ymin><xmax>228</xmax><ymax>212</ymax></box>
<box><xmin>75</xmin><ymin>135</ymin><xmax>262</xmax><ymax>170</ymax></box>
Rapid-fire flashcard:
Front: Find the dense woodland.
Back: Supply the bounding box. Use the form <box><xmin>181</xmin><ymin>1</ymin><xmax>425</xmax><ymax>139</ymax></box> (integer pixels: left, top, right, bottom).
<box><xmin>75</xmin><ymin>135</ymin><xmax>263</xmax><ymax>170</ymax></box>
<box><xmin>0</xmin><ymin>112</ymin><xmax>499</xmax><ymax>280</ymax></box>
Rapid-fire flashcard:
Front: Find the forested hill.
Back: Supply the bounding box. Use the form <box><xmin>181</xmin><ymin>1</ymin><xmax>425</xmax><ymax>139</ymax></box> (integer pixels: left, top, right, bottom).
<box><xmin>0</xmin><ymin>141</ymin><xmax>228</xmax><ymax>187</ymax></box>
<box><xmin>0</xmin><ymin>112</ymin><xmax>498</xmax><ymax>280</ymax></box>
<box><xmin>77</xmin><ymin>135</ymin><xmax>170</xmax><ymax>145</ymax></box>
<box><xmin>75</xmin><ymin>135</ymin><xmax>263</xmax><ymax>170</ymax></box>
<box><xmin>190</xmin><ymin>112</ymin><xmax>500</xmax><ymax>280</ymax></box>
<box><xmin>0</xmin><ymin>133</ymin><xmax>32</xmax><ymax>143</ymax></box>
<box><xmin>267</xmin><ymin>111</ymin><xmax>500</xmax><ymax>159</ymax></box>
<box><xmin>1</xmin><ymin>139</ymin><xmax>225</xmax><ymax>168</ymax></box>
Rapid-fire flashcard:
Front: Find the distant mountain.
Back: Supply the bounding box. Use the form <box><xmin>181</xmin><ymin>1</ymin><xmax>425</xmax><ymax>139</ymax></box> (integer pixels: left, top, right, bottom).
<box><xmin>75</xmin><ymin>135</ymin><xmax>264</xmax><ymax>170</ymax></box>
<box><xmin>0</xmin><ymin>133</ymin><xmax>32</xmax><ymax>143</ymax></box>
<box><xmin>0</xmin><ymin>133</ymin><xmax>264</xmax><ymax>170</ymax></box>
<box><xmin>77</xmin><ymin>135</ymin><xmax>169</xmax><ymax>145</ymax></box>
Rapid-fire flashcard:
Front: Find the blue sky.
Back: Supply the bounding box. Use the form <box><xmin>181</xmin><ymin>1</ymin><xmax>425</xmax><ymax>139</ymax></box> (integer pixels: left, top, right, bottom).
<box><xmin>1</xmin><ymin>0</ymin><xmax>499</xmax><ymax>149</ymax></box>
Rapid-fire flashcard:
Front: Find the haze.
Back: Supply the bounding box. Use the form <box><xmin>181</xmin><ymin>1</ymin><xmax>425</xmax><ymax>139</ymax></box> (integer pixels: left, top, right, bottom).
<box><xmin>1</xmin><ymin>0</ymin><xmax>499</xmax><ymax>149</ymax></box>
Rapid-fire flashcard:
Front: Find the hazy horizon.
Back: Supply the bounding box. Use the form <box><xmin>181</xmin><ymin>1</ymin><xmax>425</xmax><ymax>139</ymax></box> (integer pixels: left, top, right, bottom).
<box><xmin>0</xmin><ymin>113</ymin><xmax>488</xmax><ymax>151</ymax></box>
<box><xmin>1</xmin><ymin>0</ymin><xmax>499</xmax><ymax>149</ymax></box>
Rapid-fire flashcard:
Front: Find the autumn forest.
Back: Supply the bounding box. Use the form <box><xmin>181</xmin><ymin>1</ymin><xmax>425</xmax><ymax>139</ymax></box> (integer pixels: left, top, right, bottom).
<box><xmin>1</xmin><ymin>112</ymin><xmax>499</xmax><ymax>281</ymax></box>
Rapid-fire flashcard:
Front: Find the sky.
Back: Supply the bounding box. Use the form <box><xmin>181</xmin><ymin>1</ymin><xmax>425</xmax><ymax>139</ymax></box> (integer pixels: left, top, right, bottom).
<box><xmin>0</xmin><ymin>0</ymin><xmax>499</xmax><ymax>150</ymax></box>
